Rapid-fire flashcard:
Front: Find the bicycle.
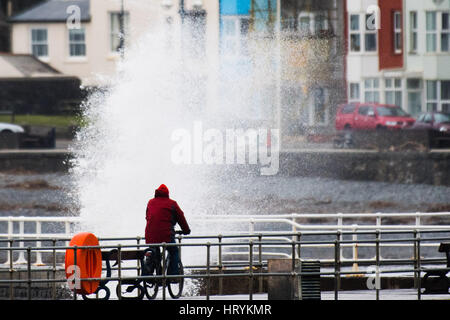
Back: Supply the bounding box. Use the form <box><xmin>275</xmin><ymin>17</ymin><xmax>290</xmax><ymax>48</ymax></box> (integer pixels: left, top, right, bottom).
<box><xmin>140</xmin><ymin>231</ymin><xmax>185</xmax><ymax>300</ymax></box>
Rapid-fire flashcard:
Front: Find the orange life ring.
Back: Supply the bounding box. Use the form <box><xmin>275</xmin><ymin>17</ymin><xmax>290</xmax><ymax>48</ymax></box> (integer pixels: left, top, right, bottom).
<box><xmin>65</xmin><ymin>232</ymin><xmax>102</xmax><ymax>295</ymax></box>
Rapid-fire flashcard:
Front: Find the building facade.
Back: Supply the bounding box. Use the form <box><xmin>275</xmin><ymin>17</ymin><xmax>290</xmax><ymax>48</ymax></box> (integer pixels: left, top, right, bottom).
<box><xmin>346</xmin><ymin>0</ymin><xmax>450</xmax><ymax>116</ymax></box>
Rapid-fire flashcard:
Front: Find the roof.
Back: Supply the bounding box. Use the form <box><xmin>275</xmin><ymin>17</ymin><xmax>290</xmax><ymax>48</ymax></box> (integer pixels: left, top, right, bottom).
<box><xmin>0</xmin><ymin>53</ymin><xmax>65</xmax><ymax>78</ymax></box>
<box><xmin>9</xmin><ymin>0</ymin><xmax>90</xmax><ymax>23</ymax></box>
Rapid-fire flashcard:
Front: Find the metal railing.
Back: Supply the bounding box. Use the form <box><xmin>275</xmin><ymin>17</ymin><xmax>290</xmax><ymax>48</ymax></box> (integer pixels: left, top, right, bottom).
<box><xmin>1</xmin><ymin>212</ymin><xmax>450</xmax><ymax>266</ymax></box>
<box><xmin>0</xmin><ymin>229</ymin><xmax>449</xmax><ymax>300</ymax></box>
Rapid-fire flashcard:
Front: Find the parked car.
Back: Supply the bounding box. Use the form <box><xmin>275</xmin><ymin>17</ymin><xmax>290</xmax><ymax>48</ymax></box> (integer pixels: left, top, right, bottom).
<box><xmin>410</xmin><ymin>112</ymin><xmax>450</xmax><ymax>133</ymax></box>
<box><xmin>0</xmin><ymin>122</ymin><xmax>25</xmax><ymax>134</ymax></box>
<box><xmin>335</xmin><ymin>103</ymin><xmax>416</xmax><ymax>131</ymax></box>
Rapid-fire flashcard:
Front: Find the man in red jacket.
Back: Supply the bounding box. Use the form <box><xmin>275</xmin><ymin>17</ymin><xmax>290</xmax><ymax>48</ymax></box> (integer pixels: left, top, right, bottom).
<box><xmin>145</xmin><ymin>184</ymin><xmax>190</xmax><ymax>276</ymax></box>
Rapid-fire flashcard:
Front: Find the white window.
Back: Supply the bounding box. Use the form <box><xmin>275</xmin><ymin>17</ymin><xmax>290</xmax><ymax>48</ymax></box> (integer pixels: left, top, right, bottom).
<box><xmin>31</xmin><ymin>28</ymin><xmax>48</xmax><ymax>57</ymax></box>
<box><xmin>298</xmin><ymin>13</ymin><xmax>313</xmax><ymax>36</ymax></box>
<box><xmin>407</xmin><ymin>79</ymin><xmax>422</xmax><ymax>116</ymax></box>
<box><xmin>426</xmin><ymin>80</ymin><xmax>450</xmax><ymax>112</ymax></box>
<box><xmin>221</xmin><ymin>16</ymin><xmax>250</xmax><ymax>57</ymax></box>
<box><xmin>426</xmin><ymin>12</ymin><xmax>437</xmax><ymax>52</ymax></box>
<box><xmin>349</xmin><ymin>13</ymin><xmax>377</xmax><ymax>52</ymax></box>
<box><xmin>409</xmin><ymin>11</ymin><xmax>418</xmax><ymax>52</ymax></box>
<box><xmin>110</xmin><ymin>12</ymin><xmax>129</xmax><ymax>53</ymax></box>
<box><xmin>349</xmin><ymin>83</ymin><xmax>360</xmax><ymax>102</ymax></box>
<box><xmin>442</xmin><ymin>12</ymin><xmax>450</xmax><ymax>52</ymax></box>
<box><xmin>427</xmin><ymin>80</ymin><xmax>438</xmax><ymax>111</ymax></box>
<box><xmin>364</xmin><ymin>78</ymin><xmax>380</xmax><ymax>103</ymax></box>
<box><xmin>426</xmin><ymin>11</ymin><xmax>449</xmax><ymax>52</ymax></box>
<box><xmin>393</xmin><ymin>11</ymin><xmax>402</xmax><ymax>53</ymax></box>
<box><xmin>349</xmin><ymin>14</ymin><xmax>361</xmax><ymax>52</ymax></box>
<box><xmin>442</xmin><ymin>81</ymin><xmax>450</xmax><ymax>113</ymax></box>
<box><xmin>385</xmin><ymin>78</ymin><xmax>402</xmax><ymax>107</ymax></box>
<box><xmin>365</xmin><ymin>14</ymin><xmax>377</xmax><ymax>52</ymax></box>
<box><xmin>297</xmin><ymin>12</ymin><xmax>328</xmax><ymax>36</ymax></box>
<box><xmin>68</xmin><ymin>28</ymin><xmax>86</xmax><ymax>57</ymax></box>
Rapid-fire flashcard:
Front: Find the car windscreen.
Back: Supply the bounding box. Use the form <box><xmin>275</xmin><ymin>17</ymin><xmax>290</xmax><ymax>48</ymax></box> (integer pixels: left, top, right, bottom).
<box><xmin>377</xmin><ymin>107</ymin><xmax>409</xmax><ymax>117</ymax></box>
<box><xmin>434</xmin><ymin>113</ymin><xmax>450</xmax><ymax>123</ymax></box>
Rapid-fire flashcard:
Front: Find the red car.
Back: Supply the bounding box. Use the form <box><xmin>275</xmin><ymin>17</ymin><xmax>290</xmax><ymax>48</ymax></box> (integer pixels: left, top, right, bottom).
<box><xmin>410</xmin><ymin>112</ymin><xmax>450</xmax><ymax>133</ymax></box>
<box><xmin>335</xmin><ymin>103</ymin><xmax>416</xmax><ymax>131</ymax></box>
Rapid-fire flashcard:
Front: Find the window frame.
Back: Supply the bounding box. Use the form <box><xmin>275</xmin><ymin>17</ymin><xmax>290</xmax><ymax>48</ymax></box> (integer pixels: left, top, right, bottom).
<box><xmin>364</xmin><ymin>14</ymin><xmax>378</xmax><ymax>52</ymax></box>
<box><xmin>349</xmin><ymin>14</ymin><xmax>361</xmax><ymax>52</ymax></box>
<box><xmin>385</xmin><ymin>78</ymin><xmax>402</xmax><ymax>108</ymax></box>
<box><xmin>30</xmin><ymin>27</ymin><xmax>49</xmax><ymax>58</ymax></box>
<box><xmin>68</xmin><ymin>27</ymin><xmax>86</xmax><ymax>57</ymax></box>
<box><xmin>393</xmin><ymin>11</ymin><xmax>402</xmax><ymax>54</ymax></box>
<box><xmin>364</xmin><ymin>78</ymin><xmax>380</xmax><ymax>103</ymax></box>
<box><xmin>349</xmin><ymin>82</ymin><xmax>360</xmax><ymax>102</ymax></box>
<box><xmin>221</xmin><ymin>15</ymin><xmax>250</xmax><ymax>58</ymax></box>
<box><xmin>442</xmin><ymin>12</ymin><xmax>450</xmax><ymax>52</ymax></box>
<box><xmin>426</xmin><ymin>11</ymin><xmax>437</xmax><ymax>52</ymax></box>
<box><xmin>409</xmin><ymin>11</ymin><xmax>418</xmax><ymax>53</ymax></box>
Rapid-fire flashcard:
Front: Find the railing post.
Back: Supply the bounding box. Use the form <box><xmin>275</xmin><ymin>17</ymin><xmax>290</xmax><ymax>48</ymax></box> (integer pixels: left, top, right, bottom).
<box><xmin>416</xmin><ymin>232</ymin><xmax>421</xmax><ymax>300</ymax></box>
<box><xmin>9</xmin><ymin>240</ymin><xmax>14</xmax><ymax>300</ymax></box>
<box><xmin>206</xmin><ymin>242</ymin><xmax>211</xmax><ymax>300</ymax></box>
<box><xmin>218</xmin><ymin>235</ymin><xmax>223</xmax><ymax>295</ymax></box>
<box><xmin>34</xmin><ymin>221</ymin><xmax>43</xmax><ymax>266</ymax></box>
<box><xmin>415</xmin><ymin>212</ymin><xmax>421</xmax><ymax>229</ymax></box>
<box><xmin>27</xmin><ymin>247</ymin><xmax>32</xmax><ymax>300</ymax></box>
<box><xmin>117</xmin><ymin>244</ymin><xmax>122</xmax><ymax>300</ymax></box>
<box><xmin>249</xmin><ymin>240</ymin><xmax>253</xmax><ymax>300</ymax></box>
<box><xmin>16</xmin><ymin>221</ymin><xmax>27</xmax><ymax>264</ymax></box>
<box><xmin>5</xmin><ymin>218</ymin><xmax>13</xmax><ymax>265</ymax></box>
<box><xmin>352</xmin><ymin>224</ymin><xmax>359</xmax><ymax>273</ymax></box>
<box><xmin>162</xmin><ymin>243</ymin><xmax>167</xmax><ymax>300</ymax></box>
<box><xmin>375</xmin><ymin>230</ymin><xmax>380</xmax><ymax>300</ymax></box>
<box><xmin>52</xmin><ymin>239</ymin><xmax>57</xmax><ymax>300</ymax></box>
<box><xmin>296</xmin><ymin>233</ymin><xmax>301</xmax><ymax>260</ymax></box>
<box><xmin>73</xmin><ymin>246</ymin><xmax>77</xmax><ymax>301</ymax></box>
<box><xmin>136</xmin><ymin>237</ymin><xmax>141</xmax><ymax>276</ymax></box>
<box><xmin>334</xmin><ymin>234</ymin><xmax>341</xmax><ymax>301</ymax></box>
<box><xmin>337</xmin><ymin>213</ymin><xmax>343</xmax><ymax>260</ymax></box>
<box><xmin>258</xmin><ymin>234</ymin><xmax>263</xmax><ymax>293</ymax></box>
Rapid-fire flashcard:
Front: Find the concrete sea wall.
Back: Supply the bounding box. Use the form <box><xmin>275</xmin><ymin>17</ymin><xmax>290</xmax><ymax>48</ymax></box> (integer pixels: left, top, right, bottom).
<box><xmin>0</xmin><ymin>149</ymin><xmax>449</xmax><ymax>186</ymax></box>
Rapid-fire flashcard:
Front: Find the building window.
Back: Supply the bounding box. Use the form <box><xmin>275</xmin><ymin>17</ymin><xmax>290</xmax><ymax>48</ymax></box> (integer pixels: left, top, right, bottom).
<box><xmin>110</xmin><ymin>12</ymin><xmax>130</xmax><ymax>53</ymax></box>
<box><xmin>69</xmin><ymin>28</ymin><xmax>86</xmax><ymax>57</ymax></box>
<box><xmin>426</xmin><ymin>80</ymin><xmax>438</xmax><ymax>111</ymax></box>
<box><xmin>426</xmin><ymin>12</ymin><xmax>437</xmax><ymax>52</ymax></box>
<box><xmin>393</xmin><ymin>11</ymin><xmax>402</xmax><ymax>53</ymax></box>
<box><xmin>410</xmin><ymin>11</ymin><xmax>418</xmax><ymax>52</ymax></box>
<box><xmin>442</xmin><ymin>81</ymin><xmax>450</xmax><ymax>112</ymax></box>
<box><xmin>442</xmin><ymin>12</ymin><xmax>450</xmax><ymax>52</ymax></box>
<box><xmin>364</xmin><ymin>78</ymin><xmax>380</xmax><ymax>103</ymax></box>
<box><xmin>407</xmin><ymin>79</ymin><xmax>422</xmax><ymax>116</ymax></box>
<box><xmin>31</xmin><ymin>28</ymin><xmax>48</xmax><ymax>57</ymax></box>
<box><xmin>385</xmin><ymin>78</ymin><xmax>402</xmax><ymax>107</ymax></box>
<box><xmin>365</xmin><ymin>14</ymin><xmax>377</xmax><ymax>52</ymax></box>
<box><xmin>221</xmin><ymin>16</ymin><xmax>250</xmax><ymax>57</ymax></box>
<box><xmin>349</xmin><ymin>83</ymin><xmax>360</xmax><ymax>102</ymax></box>
<box><xmin>426</xmin><ymin>80</ymin><xmax>450</xmax><ymax>112</ymax></box>
<box><xmin>349</xmin><ymin>14</ymin><xmax>361</xmax><ymax>52</ymax></box>
<box><xmin>349</xmin><ymin>13</ymin><xmax>377</xmax><ymax>52</ymax></box>
<box><xmin>426</xmin><ymin>11</ymin><xmax>449</xmax><ymax>52</ymax></box>
<box><xmin>298</xmin><ymin>15</ymin><xmax>311</xmax><ymax>35</ymax></box>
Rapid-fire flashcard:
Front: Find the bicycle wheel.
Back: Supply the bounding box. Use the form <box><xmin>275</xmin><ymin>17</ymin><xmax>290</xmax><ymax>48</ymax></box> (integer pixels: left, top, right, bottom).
<box><xmin>166</xmin><ymin>256</ymin><xmax>184</xmax><ymax>299</ymax></box>
<box><xmin>143</xmin><ymin>278</ymin><xmax>159</xmax><ymax>300</ymax></box>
